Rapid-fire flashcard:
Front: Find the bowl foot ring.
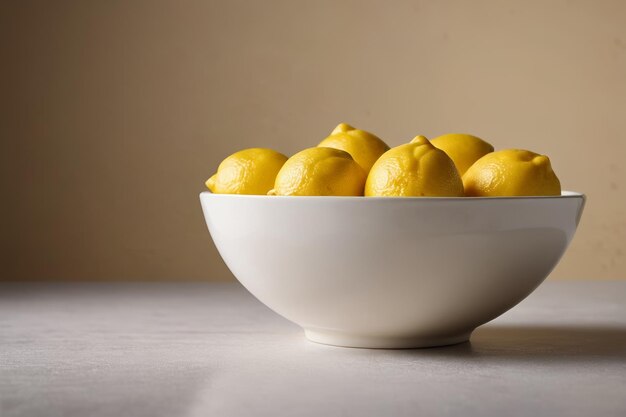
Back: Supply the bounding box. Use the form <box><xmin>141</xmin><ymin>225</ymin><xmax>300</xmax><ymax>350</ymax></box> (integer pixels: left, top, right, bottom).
<box><xmin>304</xmin><ymin>328</ymin><xmax>472</xmax><ymax>349</ymax></box>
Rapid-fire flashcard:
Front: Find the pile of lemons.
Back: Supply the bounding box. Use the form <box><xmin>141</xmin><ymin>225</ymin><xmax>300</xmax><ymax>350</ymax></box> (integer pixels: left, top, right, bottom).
<box><xmin>206</xmin><ymin>123</ymin><xmax>561</xmax><ymax>197</ymax></box>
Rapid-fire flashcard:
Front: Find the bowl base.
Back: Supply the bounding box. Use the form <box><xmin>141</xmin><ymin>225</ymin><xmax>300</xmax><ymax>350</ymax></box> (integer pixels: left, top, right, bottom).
<box><xmin>304</xmin><ymin>328</ymin><xmax>473</xmax><ymax>349</ymax></box>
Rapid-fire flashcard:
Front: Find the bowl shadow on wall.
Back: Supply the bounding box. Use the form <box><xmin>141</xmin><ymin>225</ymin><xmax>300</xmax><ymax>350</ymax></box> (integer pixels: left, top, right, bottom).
<box><xmin>397</xmin><ymin>325</ymin><xmax>626</xmax><ymax>362</ymax></box>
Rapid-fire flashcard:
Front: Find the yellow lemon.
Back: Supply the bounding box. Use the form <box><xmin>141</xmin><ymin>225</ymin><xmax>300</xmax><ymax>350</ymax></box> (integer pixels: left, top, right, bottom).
<box><xmin>206</xmin><ymin>148</ymin><xmax>288</xmax><ymax>195</ymax></box>
<box><xmin>365</xmin><ymin>136</ymin><xmax>464</xmax><ymax>197</ymax></box>
<box><xmin>463</xmin><ymin>149</ymin><xmax>561</xmax><ymax>196</ymax></box>
<box><xmin>269</xmin><ymin>147</ymin><xmax>366</xmax><ymax>196</ymax></box>
<box><xmin>430</xmin><ymin>133</ymin><xmax>494</xmax><ymax>176</ymax></box>
<box><xmin>317</xmin><ymin>123</ymin><xmax>390</xmax><ymax>173</ymax></box>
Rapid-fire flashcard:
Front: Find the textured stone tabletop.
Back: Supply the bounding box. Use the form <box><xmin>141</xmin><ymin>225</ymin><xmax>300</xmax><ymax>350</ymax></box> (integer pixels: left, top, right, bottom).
<box><xmin>1</xmin><ymin>281</ymin><xmax>625</xmax><ymax>417</ymax></box>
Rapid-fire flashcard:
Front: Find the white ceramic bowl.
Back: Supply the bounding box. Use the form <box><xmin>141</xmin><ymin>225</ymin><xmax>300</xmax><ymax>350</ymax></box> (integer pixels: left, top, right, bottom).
<box><xmin>200</xmin><ymin>191</ymin><xmax>585</xmax><ymax>348</ymax></box>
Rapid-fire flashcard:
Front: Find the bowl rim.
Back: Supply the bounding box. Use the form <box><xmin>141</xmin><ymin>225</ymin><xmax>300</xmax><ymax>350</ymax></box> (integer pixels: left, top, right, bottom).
<box><xmin>199</xmin><ymin>190</ymin><xmax>585</xmax><ymax>201</ymax></box>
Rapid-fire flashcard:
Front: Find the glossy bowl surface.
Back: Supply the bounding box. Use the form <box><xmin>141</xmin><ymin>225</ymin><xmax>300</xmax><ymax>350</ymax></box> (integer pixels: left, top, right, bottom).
<box><xmin>200</xmin><ymin>191</ymin><xmax>585</xmax><ymax>348</ymax></box>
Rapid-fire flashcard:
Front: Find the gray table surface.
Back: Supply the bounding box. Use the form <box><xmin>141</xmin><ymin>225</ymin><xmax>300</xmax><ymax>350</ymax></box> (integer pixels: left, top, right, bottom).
<box><xmin>1</xmin><ymin>281</ymin><xmax>625</xmax><ymax>417</ymax></box>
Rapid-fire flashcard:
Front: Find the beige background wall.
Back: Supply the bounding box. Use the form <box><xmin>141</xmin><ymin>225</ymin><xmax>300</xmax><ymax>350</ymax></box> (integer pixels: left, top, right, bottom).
<box><xmin>1</xmin><ymin>0</ymin><xmax>625</xmax><ymax>281</ymax></box>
